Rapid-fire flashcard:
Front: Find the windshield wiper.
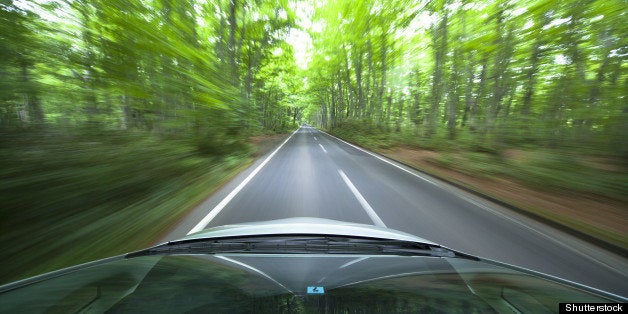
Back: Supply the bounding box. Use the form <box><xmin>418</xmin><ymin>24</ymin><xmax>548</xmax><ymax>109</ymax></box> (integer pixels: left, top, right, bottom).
<box><xmin>127</xmin><ymin>235</ymin><xmax>477</xmax><ymax>259</ymax></box>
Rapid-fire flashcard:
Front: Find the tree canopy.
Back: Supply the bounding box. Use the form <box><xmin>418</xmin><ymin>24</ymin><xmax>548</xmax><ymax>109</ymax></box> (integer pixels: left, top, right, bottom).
<box><xmin>1</xmin><ymin>0</ymin><xmax>626</xmax><ymax>156</ymax></box>
<box><xmin>304</xmin><ymin>0</ymin><xmax>627</xmax><ymax>156</ymax></box>
<box><xmin>1</xmin><ymin>0</ymin><xmax>304</xmax><ymax>154</ymax></box>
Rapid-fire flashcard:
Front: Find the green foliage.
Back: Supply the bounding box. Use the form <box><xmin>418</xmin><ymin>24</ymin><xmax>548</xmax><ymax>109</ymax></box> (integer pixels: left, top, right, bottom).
<box><xmin>505</xmin><ymin>151</ymin><xmax>628</xmax><ymax>202</ymax></box>
<box><xmin>0</xmin><ymin>129</ymin><xmax>251</xmax><ymax>283</ymax></box>
<box><xmin>330</xmin><ymin>120</ymin><xmax>394</xmax><ymax>149</ymax></box>
<box><xmin>304</xmin><ymin>0</ymin><xmax>627</xmax><ymax>207</ymax></box>
<box><xmin>0</xmin><ymin>0</ymin><xmax>303</xmax><ymax>140</ymax></box>
<box><xmin>0</xmin><ymin>0</ymin><xmax>303</xmax><ymax>283</ymax></box>
<box><xmin>1</xmin><ymin>0</ymin><xmax>626</xmax><ymax>283</ymax></box>
<box><xmin>304</xmin><ymin>0</ymin><xmax>627</xmax><ymax>158</ymax></box>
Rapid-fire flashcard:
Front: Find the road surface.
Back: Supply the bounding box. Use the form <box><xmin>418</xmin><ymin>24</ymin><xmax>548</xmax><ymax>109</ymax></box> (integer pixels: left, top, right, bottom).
<box><xmin>164</xmin><ymin>126</ymin><xmax>628</xmax><ymax>297</ymax></box>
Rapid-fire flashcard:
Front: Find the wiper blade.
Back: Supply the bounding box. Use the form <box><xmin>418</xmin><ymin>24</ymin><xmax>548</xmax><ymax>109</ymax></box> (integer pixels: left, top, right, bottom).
<box><xmin>127</xmin><ymin>235</ymin><xmax>474</xmax><ymax>259</ymax></box>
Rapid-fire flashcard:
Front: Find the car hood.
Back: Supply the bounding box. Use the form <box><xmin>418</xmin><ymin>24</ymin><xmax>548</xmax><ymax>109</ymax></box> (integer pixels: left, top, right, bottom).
<box><xmin>1</xmin><ymin>218</ymin><xmax>624</xmax><ymax>312</ymax></box>
<box><xmin>181</xmin><ymin>217</ymin><xmax>437</xmax><ymax>245</ymax></box>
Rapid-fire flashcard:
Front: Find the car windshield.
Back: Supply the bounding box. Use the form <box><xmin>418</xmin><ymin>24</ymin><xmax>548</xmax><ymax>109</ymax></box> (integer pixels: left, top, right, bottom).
<box><xmin>1</xmin><ymin>0</ymin><xmax>626</xmax><ymax>310</ymax></box>
<box><xmin>0</xmin><ymin>240</ymin><xmax>618</xmax><ymax>313</ymax></box>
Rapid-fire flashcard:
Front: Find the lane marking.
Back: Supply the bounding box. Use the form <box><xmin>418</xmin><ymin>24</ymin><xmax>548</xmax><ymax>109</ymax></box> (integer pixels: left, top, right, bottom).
<box><xmin>187</xmin><ymin>128</ymin><xmax>300</xmax><ymax>234</ymax></box>
<box><xmin>314</xmin><ymin>136</ymin><xmax>318</xmax><ymax>140</ymax></box>
<box><xmin>318</xmin><ymin>143</ymin><xmax>327</xmax><ymax>153</ymax></box>
<box><xmin>318</xmin><ymin>130</ymin><xmax>439</xmax><ymax>186</ymax></box>
<box><xmin>315</xmin><ymin>129</ymin><xmax>624</xmax><ymax>275</ymax></box>
<box><xmin>338</xmin><ymin>169</ymin><xmax>386</xmax><ymax>227</ymax></box>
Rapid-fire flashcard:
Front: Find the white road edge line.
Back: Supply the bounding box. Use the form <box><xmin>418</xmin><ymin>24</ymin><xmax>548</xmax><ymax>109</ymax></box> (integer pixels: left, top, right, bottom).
<box><xmin>319</xmin><ymin>130</ymin><xmax>439</xmax><ymax>186</ymax></box>
<box><xmin>318</xmin><ymin>143</ymin><xmax>327</xmax><ymax>153</ymax></box>
<box><xmin>319</xmin><ymin>129</ymin><xmax>622</xmax><ymax>274</ymax></box>
<box><xmin>187</xmin><ymin>128</ymin><xmax>300</xmax><ymax>235</ymax></box>
<box><xmin>461</xmin><ymin>195</ymin><xmax>622</xmax><ymax>274</ymax></box>
<box><xmin>338</xmin><ymin>169</ymin><xmax>386</xmax><ymax>227</ymax></box>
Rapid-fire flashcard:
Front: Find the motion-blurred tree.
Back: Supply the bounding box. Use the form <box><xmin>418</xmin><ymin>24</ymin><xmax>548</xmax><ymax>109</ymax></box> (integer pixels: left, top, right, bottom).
<box><xmin>305</xmin><ymin>0</ymin><xmax>627</xmax><ymax>156</ymax></box>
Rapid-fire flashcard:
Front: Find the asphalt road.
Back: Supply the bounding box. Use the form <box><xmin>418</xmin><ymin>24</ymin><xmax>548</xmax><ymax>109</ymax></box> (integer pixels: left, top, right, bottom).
<box><xmin>164</xmin><ymin>126</ymin><xmax>628</xmax><ymax>297</ymax></box>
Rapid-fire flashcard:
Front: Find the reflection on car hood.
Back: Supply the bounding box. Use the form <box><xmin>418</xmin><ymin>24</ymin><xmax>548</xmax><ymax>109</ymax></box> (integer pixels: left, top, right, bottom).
<box><xmin>181</xmin><ymin>217</ymin><xmax>437</xmax><ymax>245</ymax></box>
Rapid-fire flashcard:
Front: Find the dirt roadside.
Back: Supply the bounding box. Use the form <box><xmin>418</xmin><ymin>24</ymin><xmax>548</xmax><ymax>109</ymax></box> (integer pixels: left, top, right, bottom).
<box><xmin>250</xmin><ymin>133</ymin><xmax>291</xmax><ymax>157</ymax></box>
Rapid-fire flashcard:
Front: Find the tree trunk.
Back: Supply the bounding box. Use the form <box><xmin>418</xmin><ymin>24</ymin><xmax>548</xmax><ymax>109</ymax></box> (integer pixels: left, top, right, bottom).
<box><xmin>446</xmin><ymin>49</ymin><xmax>460</xmax><ymax>140</ymax></box>
<box><xmin>353</xmin><ymin>47</ymin><xmax>364</xmax><ymax>119</ymax></box>
<box><xmin>396</xmin><ymin>95</ymin><xmax>404</xmax><ymax>132</ymax></box>
<box><xmin>487</xmin><ymin>9</ymin><xmax>514</xmax><ymax>129</ymax></box>
<box><xmin>228</xmin><ymin>0</ymin><xmax>238</xmax><ymax>86</ymax></box>
<box><xmin>426</xmin><ymin>10</ymin><xmax>448</xmax><ymax>136</ymax></box>
<box><xmin>365</xmin><ymin>21</ymin><xmax>374</xmax><ymax>121</ymax></box>
<box><xmin>377</xmin><ymin>32</ymin><xmax>388</xmax><ymax>127</ymax></box>
<box><xmin>470</xmin><ymin>59</ymin><xmax>488</xmax><ymax>132</ymax></box>
<box><xmin>79</xmin><ymin>3</ymin><xmax>98</xmax><ymax>123</ymax></box>
<box><xmin>461</xmin><ymin>53</ymin><xmax>475</xmax><ymax>127</ymax></box>
<box><xmin>386</xmin><ymin>92</ymin><xmax>392</xmax><ymax>131</ymax></box>
<box><xmin>521</xmin><ymin>18</ymin><xmax>545</xmax><ymax>117</ymax></box>
<box><xmin>19</xmin><ymin>61</ymin><xmax>44</xmax><ymax>124</ymax></box>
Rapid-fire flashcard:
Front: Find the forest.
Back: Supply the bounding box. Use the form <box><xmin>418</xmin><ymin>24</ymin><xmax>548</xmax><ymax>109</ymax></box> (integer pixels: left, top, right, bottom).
<box><xmin>307</xmin><ymin>0</ymin><xmax>626</xmax><ymax>154</ymax></box>
<box><xmin>1</xmin><ymin>0</ymin><xmax>626</xmax><ymax>283</ymax></box>
<box><xmin>2</xmin><ymin>0</ymin><xmax>626</xmax><ymax>152</ymax></box>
